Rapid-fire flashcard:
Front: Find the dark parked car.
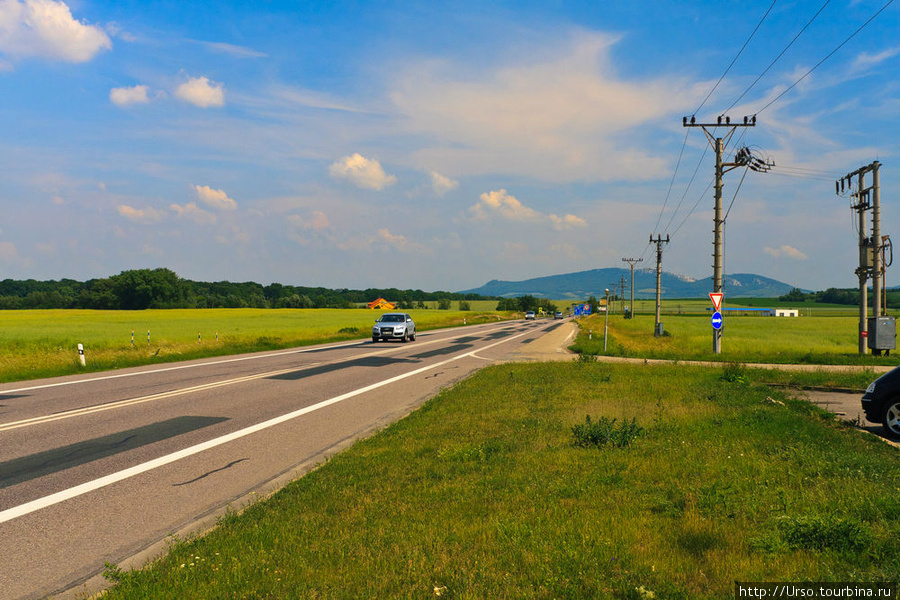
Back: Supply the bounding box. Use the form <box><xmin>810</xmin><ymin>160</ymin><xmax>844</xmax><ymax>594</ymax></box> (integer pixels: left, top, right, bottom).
<box><xmin>861</xmin><ymin>366</ymin><xmax>900</xmax><ymax>438</ymax></box>
<box><xmin>372</xmin><ymin>312</ymin><xmax>416</xmax><ymax>342</ymax></box>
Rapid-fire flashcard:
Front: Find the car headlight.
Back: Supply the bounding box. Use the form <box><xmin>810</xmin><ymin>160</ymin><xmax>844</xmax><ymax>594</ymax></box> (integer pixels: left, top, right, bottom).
<box><xmin>866</xmin><ymin>381</ymin><xmax>877</xmax><ymax>394</ymax></box>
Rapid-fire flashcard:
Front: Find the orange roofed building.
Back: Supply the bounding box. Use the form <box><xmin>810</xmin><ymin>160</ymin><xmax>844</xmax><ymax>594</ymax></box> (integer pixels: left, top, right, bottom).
<box><xmin>367</xmin><ymin>298</ymin><xmax>396</xmax><ymax>310</ymax></box>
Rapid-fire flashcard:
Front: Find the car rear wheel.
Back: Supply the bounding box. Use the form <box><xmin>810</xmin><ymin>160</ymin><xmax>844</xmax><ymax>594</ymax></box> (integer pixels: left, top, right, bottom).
<box><xmin>883</xmin><ymin>400</ymin><xmax>900</xmax><ymax>438</ymax></box>
<box><xmin>410</xmin><ymin>331</ymin><xmax>416</xmax><ymax>341</ymax></box>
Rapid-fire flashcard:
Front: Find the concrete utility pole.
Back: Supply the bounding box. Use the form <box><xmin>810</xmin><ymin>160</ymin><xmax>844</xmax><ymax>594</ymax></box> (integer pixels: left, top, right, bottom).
<box><xmin>837</xmin><ymin>161</ymin><xmax>885</xmax><ymax>354</ymax></box>
<box><xmin>619</xmin><ymin>274</ymin><xmax>627</xmax><ymax>316</ymax></box>
<box><xmin>683</xmin><ymin>114</ymin><xmax>760</xmax><ymax>355</ymax></box>
<box><xmin>622</xmin><ymin>258</ymin><xmax>643</xmax><ymax>319</ymax></box>
<box><xmin>650</xmin><ymin>234</ymin><xmax>670</xmax><ymax>336</ymax></box>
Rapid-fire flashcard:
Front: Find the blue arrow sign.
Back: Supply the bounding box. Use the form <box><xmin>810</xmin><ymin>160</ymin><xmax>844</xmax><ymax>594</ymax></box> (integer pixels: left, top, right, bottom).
<box><xmin>711</xmin><ymin>311</ymin><xmax>723</xmax><ymax>330</ymax></box>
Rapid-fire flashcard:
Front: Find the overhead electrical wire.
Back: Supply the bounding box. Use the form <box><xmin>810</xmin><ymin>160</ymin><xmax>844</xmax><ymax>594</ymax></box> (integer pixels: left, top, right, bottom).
<box><xmin>755</xmin><ymin>0</ymin><xmax>896</xmax><ymax>115</ymax></box>
<box><xmin>694</xmin><ymin>0</ymin><xmax>778</xmax><ymax>115</ymax></box>
<box><xmin>723</xmin><ymin>1</ymin><xmax>831</xmax><ymax>113</ymax></box>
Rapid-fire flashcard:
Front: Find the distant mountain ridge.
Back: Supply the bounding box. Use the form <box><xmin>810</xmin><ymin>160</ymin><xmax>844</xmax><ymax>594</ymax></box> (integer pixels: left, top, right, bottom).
<box><xmin>458</xmin><ymin>268</ymin><xmax>795</xmax><ymax>300</ymax></box>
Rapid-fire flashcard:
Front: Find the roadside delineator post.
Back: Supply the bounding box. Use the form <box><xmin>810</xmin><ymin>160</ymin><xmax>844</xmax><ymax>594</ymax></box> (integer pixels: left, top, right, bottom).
<box><xmin>77</xmin><ymin>343</ymin><xmax>86</xmax><ymax>366</ymax></box>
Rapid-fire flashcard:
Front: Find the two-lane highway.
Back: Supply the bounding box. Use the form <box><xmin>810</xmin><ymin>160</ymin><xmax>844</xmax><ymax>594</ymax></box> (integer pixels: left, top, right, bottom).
<box><xmin>0</xmin><ymin>318</ymin><xmax>570</xmax><ymax>600</ymax></box>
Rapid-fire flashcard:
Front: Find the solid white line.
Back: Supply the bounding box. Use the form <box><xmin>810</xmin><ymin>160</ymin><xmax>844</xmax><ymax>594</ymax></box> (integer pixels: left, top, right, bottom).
<box><xmin>0</xmin><ymin>326</ymin><xmax>533</xmax><ymax>524</ymax></box>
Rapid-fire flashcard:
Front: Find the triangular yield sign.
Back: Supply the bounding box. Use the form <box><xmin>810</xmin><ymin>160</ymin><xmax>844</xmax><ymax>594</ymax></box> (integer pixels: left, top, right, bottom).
<box><xmin>709</xmin><ymin>292</ymin><xmax>724</xmax><ymax>312</ymax></box>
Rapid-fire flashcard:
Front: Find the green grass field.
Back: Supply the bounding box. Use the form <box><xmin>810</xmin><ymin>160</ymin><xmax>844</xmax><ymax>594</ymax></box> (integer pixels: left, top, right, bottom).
<box><xmin>0</xmin><ymin>308</ymin><xmax>511</xmax><ymax>383</ymax></box>
<box><xmin>571</xmin><ymin>312</ymin><xmax>898</xmax><ymax>367</ymax></box>
<box><xmin>96</xmin><ymin>362</ymin><xmax>900</xmax><ymax>599</ymax></box>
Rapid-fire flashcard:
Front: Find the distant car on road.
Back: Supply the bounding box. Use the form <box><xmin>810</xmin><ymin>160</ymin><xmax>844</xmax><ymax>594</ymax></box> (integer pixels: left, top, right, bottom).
<box><xmin>554</xmin><ymin>311</ymin><xmax>563</xmax><ymax>319</ymax></box>
<box><xmin>861</xmin><ymin>366</ymin><xmax>900</xmax><ymax>438</ymax></box>
<box><xmin>524</xmin><ymin>311</ymin><xmax>536</xmax><ymax>320</ymax></box>
<box><xmin>372</xmin><ymin>312</ymin><xmax>416</xmax><ymax>342</ymax></box>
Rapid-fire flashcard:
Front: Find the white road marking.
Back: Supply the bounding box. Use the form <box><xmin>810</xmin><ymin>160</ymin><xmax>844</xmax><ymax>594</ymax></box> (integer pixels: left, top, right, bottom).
<box><xmin>0</xmin><ymin>325</ymin><xmax>534</xmax><ymax>524</ymax></box>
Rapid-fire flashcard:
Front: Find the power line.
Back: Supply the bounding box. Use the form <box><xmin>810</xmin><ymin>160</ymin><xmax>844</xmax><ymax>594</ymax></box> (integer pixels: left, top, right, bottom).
<box><xmin>723</xmin><ymin>1</ymin><xmax>831</xmax><ymax>113</ymax></box>
<box><xmin>694</xmin><ymin>0</ymin><xmax>778</xmax><ymax>115</ymax></box>
<box><xmin>756</xmin><ymin>0</ymin><xmax>896</xmax><ymax>115</ymax></box>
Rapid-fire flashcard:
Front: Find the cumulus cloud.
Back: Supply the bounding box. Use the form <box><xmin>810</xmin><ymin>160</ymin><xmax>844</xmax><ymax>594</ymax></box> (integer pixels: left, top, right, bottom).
<box><xmin>764</xmin><ymin>245</ymin><xmax>808</xmax><ymax>260</ymax></box>
<box><xmin>0</xmin><ymin>0</ymin><xmax>112</xmax><ymax>63</ymax></box>
<box><xmin>429</xmin><ymin>170</ymin><xmax>458</xmax><ymax>195</ymax></box>
<box><xmin>110</xmin><ymin>84</ymin><xmax>150</xmax><ymax>107</ymax></box>
<box><xmin>175</xmin><ymin>76</ymin><xmax>225</xmax><ymax>108</ymax></box>
<box><xmin>329</xmin><ymin>153</ymin><xmax>396</xmax><ymax>190</ymax></box>
<box><xmin>117</xmin><ymin>204</ymin><xmax>165</xmax><ymax>223</ymax></box>
<box><xmin>469</xmin><ymin>189</ymin><xmax>586</xmax><ymax>230</ymax></box>
<box><xmin>194</xmin><ymin>185</ymin><xmax>237</xmax><ymax>210</ymax></box>
<box><xmin>170</xmin><ymin>202</ymin><xmax>216</xmax><ymax>224</ymax></box>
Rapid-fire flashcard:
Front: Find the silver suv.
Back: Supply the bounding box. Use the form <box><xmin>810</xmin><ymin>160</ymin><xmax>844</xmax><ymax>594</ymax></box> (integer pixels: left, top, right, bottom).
<box><xmin>372</xmin><ymin>312</ymin><xmax>416</xmax><ymax>343</ymax></box>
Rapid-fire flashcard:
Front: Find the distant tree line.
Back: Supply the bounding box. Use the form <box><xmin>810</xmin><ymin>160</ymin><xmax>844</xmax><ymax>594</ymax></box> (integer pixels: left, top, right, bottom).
<box><xmin>779</xmin><ymin>286</ymin><xmax>900</xmax><ymax>308</ymax></box>
<box><xmin>0</xmin><ymin>268</ymin><xmax>494</xmax><ymax>310</ymax></box>
<box><xmin>496</xmin><ymin>295</ymin><xmax>558</xmax><ymax>313</ymax></box>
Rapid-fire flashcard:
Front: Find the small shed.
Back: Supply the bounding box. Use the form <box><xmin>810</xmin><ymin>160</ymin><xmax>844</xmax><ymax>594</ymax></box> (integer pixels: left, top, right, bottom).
<box><xmin>770</xmin><ymin>308</ymin><xmax>799</xmax><ymax>317</ymax></box>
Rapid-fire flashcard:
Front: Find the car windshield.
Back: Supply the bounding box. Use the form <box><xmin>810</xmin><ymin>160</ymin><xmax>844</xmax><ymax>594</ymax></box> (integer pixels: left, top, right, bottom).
<box><xmin>380</xmin><ymin>314</ymin><xmax>405</xmax><ymax>322</ymax></box>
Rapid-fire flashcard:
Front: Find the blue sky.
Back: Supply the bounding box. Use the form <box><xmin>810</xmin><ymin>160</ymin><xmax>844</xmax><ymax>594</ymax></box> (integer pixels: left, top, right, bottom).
<box><xmin>0</xmin><ymin>0</ymin><xmax>897</xmax><ymax>292</ymax></box>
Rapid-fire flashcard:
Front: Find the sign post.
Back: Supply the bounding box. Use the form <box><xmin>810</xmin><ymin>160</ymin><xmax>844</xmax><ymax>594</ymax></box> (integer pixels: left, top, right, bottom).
<box><xmin>709</xmin><ymin>293</ymin><xmax>724</xmax><ymax>354</ymax></box>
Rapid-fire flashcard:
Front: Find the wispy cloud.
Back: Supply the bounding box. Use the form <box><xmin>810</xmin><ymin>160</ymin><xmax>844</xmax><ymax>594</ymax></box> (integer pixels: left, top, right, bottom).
<box><xmin>175</xmin><ymin>75</ymin><xmax>225</xmax><ymax>108</ymax></box>
<box><xmin>764</xmin><ymin>245</ymin><xmax>808</xmax><ymax>260</ymax></box>
<box><xmin>329</xmin><ymin>153</ymin><xmax>396</xmax><ymax>190</ymax></box>
<box><xmin>0</xmin><ymin>0</ymin><xmax>111</xmax><ymax>63</ymax></box>
<box><xmin>429</xmin><ymin>170</ymin><xmax>458</xmax><ymax>195</ymax></box>
<box><xmin>392</xmin><ymin>32</ymin><xmax>706</xmax><ymax>182</ymax></box>
<box><xmin>117</xmin><ymin>204</ymin><xmax>165</xmax><ymax>224</ymax></box>
<box><xmin>170</xmin><ymin>202</ymin><xmax>216</xmax><ymax>224</ymax></box>
<box><xmin>196</xmin><ymin>40</ymin><xmax>267</xmax><ymax>58</ymax></box>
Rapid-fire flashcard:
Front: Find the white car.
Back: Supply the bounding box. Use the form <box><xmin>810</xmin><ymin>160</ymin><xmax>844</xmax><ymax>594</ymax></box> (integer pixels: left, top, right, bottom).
<box><xmin>372</xmin><ymin>312</ymin><xmax>416</xmax><ymax>342</ymax></box>
<box><xmin>525</xmin><ymin>311</ymin><xmax>536</xmax><ymax>320</ymax></box>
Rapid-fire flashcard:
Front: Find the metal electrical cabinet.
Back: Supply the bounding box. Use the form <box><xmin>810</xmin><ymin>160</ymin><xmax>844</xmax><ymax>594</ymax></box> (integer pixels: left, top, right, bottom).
<box><xmin>868</xmin><ymin>316</ymin><xmax>896</xmax><ymax>352</ymax></box>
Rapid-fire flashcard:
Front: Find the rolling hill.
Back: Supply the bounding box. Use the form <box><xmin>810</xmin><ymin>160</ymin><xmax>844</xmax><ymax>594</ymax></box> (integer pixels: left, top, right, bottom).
<box><xmin>459</xmin><ymin>268</ymin><xmax>795</xmax><ymax>300</ymax></box>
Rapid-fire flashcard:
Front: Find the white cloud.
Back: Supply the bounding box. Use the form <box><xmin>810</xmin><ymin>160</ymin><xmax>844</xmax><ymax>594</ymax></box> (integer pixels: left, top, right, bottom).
<box><xmin>469</xmin><ymin>189</ymin><xmax>586</xmax><ymax>229</ymax></box>
<box><xmin>764</xmin><ymin>245</ymin><xmax>808</xmax><ymax>261</ymax></box>
<box><xmin>0</xmin><ymin>0</ymin><xmax>111</xmax><ymax>63</ymax></box>
<box><xmin>117</xmin><ymin>204</ymin><xmax>165</xmax><ymax>224</ymax></box>
<box><xmin>392</xmin><ymin>32</ymin><xmax>705</xmax><ymax>182</ymax></box>
<box><xmin>110</xmin><ymin>84</ymin><xmax>150</xmax><ymax>107</ymax></box>
<box><xmin>429</xmin><ymin>170</ymin><xmax>458</xmax><ymax>195</ymax></box>
<box><xmin>329</xmin><ymin>153</ymin><xmax>396</xmax><ymax>190</ymax></box>
<box><xmin>194</xmin><ymin>185</ymin><xmax>237</xmax><ymax>210</ymax></box>
<box><xmin>0</xmin><ymin>240</ymin><xmax>17</xmax><ymax>261</ymax></box>
<box><xmin>549</xmin><ymin>213</ymin><xmax>587</xmax><ymax>230</ymax></box>
<box><xmin>200</xmin><ymin>40</ymin><xmax>267</xmax><ymax>58</ymax></box>
<box><xmin>853</xmin><ymin>46</ymin><xmax>900</xmax><ymax>71</ymax></box>
<box><xmin>175</xmin><ymin>75</ymin><xmax>225</xmax><ymax>108</ymax></box>
<box><xmin>170</xmin><ymin>202</ymin><xmax>216</xmax><ymax>224</ymax></box>
<box><xmin>288</xmin><ymin>210</ymin><xmax>330</xmax><ymax>230</ymax></box>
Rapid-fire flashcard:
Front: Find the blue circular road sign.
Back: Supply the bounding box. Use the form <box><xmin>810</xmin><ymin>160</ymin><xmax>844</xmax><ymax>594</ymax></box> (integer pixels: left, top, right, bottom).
<box><xmin>711</xmin><ymin>311</ymin><xmax>723</xmax><ymax>329</ymax></box>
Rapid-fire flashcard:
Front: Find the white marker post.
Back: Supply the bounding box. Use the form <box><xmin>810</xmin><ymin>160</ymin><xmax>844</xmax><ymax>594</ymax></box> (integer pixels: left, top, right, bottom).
<box><xmin>77</xmin><ymin>343</ymin><xmax>86</xmax><ymax>367</ymax></box>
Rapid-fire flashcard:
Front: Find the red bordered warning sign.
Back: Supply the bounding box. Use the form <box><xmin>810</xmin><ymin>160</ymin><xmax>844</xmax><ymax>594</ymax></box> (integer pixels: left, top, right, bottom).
<box><xmin>709</xmin><ymin>292</ymin><xmax>724</xmax><ymax>312</ymax></box>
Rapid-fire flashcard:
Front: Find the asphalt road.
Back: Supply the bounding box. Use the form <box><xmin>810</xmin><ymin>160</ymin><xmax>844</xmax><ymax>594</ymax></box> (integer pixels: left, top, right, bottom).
<box><xmin>0</xmin><ymin>318</ymin><xmax>572</xmax><ymax>600</ymax></box>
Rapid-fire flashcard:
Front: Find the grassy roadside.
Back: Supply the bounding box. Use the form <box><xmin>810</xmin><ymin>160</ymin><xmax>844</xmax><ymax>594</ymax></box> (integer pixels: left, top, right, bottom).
<box><xmin>570</xmin><ymin>313</ymin><xmax>899</xmax><ymax>370</ymax></box>
<box><xmin>0</xmin><ymin>309</ymin><xmax>511</xmax><ymax>383</ymax></box>
<box><xmin>97</xmin><ymin>361</ymin><xmax>900</xmax><ymax>599</ymax></box>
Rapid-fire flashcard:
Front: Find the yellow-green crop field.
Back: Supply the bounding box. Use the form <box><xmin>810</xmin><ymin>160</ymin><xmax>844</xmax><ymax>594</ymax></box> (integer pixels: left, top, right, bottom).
<box><xmin>0</xmin><ymin>308</ymin><xmax>511</xmax><ymax>383</ymax></box>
